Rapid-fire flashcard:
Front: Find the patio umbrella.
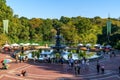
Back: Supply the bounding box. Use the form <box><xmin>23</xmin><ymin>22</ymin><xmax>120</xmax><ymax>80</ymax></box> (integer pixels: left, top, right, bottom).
<box><xmin>77</xmin><ymin>43</ymin><xmax>83</xmax><ymax>46</ymax></box>
<box><xmin>86</xmin><ymin>43</ymin><xmax>91</xmax><ymax>47</ymax></box>
<box><xmin>94</xmin><ymin>44</ymin><xmax>100</xmax><ymax>47</ymax></box>
<box><xmin>105</xmin><ymin>45</ymin><xmax>112</xmax><ymax>48</ymax></box>
<box><xmin>11</xmin><ymin>43</ymin><xmax>20</xmax><ymax>47</ymax></box>
<box><xmin>3</xmin><ymin>59</ymin><xmax>12</xmax><ymax>64</ymax></box>
<box><xmin>3</xmin><ymin>44</ymin><xmax>10</xmax><ymax>47</ymax></box>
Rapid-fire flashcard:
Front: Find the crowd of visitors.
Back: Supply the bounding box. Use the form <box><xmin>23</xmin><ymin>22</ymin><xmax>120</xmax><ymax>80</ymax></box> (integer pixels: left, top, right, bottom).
<box><xmin>15</xmin><ymin>54</ymin><xmax>28</xmax><ymax>63</ymax></box>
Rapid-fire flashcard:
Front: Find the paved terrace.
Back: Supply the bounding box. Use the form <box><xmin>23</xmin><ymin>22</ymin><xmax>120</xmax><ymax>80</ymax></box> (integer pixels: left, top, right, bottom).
<box><xmin>0</xmin><ymin>50</ymin><xmax>120</xmax><ymax>80</ymax></box>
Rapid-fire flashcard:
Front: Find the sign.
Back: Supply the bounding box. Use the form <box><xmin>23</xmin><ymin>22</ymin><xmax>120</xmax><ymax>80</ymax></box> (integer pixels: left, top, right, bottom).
<box><xmin>3</xmin><ymin>20</ymin><xmax>9</xmax><ymax>34</ymax></box>
<box><xmin>107</xmin><ymin>20</ymin><xmax>111</xmax><ymax>35</ymax></box>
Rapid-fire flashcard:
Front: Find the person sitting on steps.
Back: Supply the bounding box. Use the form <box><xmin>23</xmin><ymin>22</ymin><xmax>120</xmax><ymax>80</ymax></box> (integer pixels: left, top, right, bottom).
<box><xmin>2</xmin><ymin>63</ymin><xmax>8</xmax><ymax>69</ymax></box>
<box><xmin>21</xmin><ymin>70</ymin><xmax>27</xmax><ymax>76</ymax></box>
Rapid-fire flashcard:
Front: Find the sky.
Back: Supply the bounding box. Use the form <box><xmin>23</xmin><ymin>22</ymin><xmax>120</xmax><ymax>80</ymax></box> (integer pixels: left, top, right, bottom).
<box><xmin>6</xmin><ymin>0</ymin><xmax>120</xmax><ymax>19</ymax></box>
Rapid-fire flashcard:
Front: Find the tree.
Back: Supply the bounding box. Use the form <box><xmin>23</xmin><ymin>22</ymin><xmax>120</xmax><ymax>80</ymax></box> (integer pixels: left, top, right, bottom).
<box><xmin>32</xmin><ymin>51</ymin><xmax>36</xmax><ymax>58</ymax></box>
<box><xmin>0</xmin><ymin>0</ymin><xmax>13</xmax><ymax>21</ymax></box>
<box><xmin>115</xmin><ymin>40</ymin><xmax>120</xmax><ymax>49</ymax></box>
<box><xmin>68</xmin><ymin>52</ymin><xmax>72</xmax><ymax>58</ymax></box>
<box><xmin>0</xmin><ymin>33</ymin><xmax>10</xmax><ymax>47</ymax></box>
<box><xmin>0</xmin><ymin>0</ymin><xmax>13</xmax><ymax>45</ymax></box>
<box><xmin>29</xmin><ymin>18</ymin><xmax>43</xmax><ymax>42</ymax></box>
<box><xmin>41</xmin><ymin>19</ymin><xmax>54</xmax><ymax>41</ymax></box>
<box><xmin>78</xmin><ymin>51</ymin><xmax>86</xmax><ymax>59</ymax></box>
<box><xmin>61</xmin><ymin>22</ymin><xmax>80</xmax><ymax>45</ymax></box>
<box><xmin>60</xmin><ymin>16</ymin><xmax>71</xmax><ymax>24</ymax></box>
<box><xmin>8</xmin><ymin>16</ymin><xmax>22</xmax><ymax>43</ymax></box>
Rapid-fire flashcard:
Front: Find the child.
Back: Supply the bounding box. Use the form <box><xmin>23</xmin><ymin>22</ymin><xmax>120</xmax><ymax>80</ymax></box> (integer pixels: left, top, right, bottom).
<box><xmin>101</xmin><ymin>65</ymin><xmax>105</xmax><ymax>74</ymax></box>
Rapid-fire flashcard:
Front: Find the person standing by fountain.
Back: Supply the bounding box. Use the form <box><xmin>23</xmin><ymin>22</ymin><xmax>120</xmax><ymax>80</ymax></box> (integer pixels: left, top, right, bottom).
<box><xmin>15</xmin><ymin>54</ymin><xmax>19</xmax><ymax>63</ymax></box>
<box><xmin>74</xmin><ymin>60</ymin><xmax>81</xmax><ymax>76</ymax></box>
<box><xmin>25</xmin><ymin>56</ymin><xmax>28</xmax><ymax>62</ymax></box>
<box><xmin>81</xmin><ymin>57</ymin><xmax>87</xmax><ymax>70</ymax></box>
<box><xmin>59</xmin><ymin>57</ymin><xmax>64</xmax><ymax>64</ymax></box>
<box><xmin>33</xmin><ymin>56</ymin><xmax>37</xmax><ymax>63</ymax></box>
<box><xmin>68</xmin><ymin>57</ymin><xmax>74</xmax><ymax>69</ymax></box>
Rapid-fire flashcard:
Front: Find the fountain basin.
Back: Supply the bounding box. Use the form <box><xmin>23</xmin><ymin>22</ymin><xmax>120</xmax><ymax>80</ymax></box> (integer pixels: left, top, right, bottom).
<box><xmin>24</xmin><ymin>50</ymin><xmax>101</xmax><ymax>61</ymax></box>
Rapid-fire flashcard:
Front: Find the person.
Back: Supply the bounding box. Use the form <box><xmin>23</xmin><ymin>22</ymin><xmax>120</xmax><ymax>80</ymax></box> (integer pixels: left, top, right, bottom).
<box><xmin>51</xmin><ymin>57</ymin><xmax>55</xmax><ymax>64</ymax></box>
<box><xmin>69</xmin><ymin>57</ymin><xmax>74</xmax><ymax>68</ymax></box>
<box><xmin>101</xmin><ymin>65</ymin><xmax>105</xmax><ymax>74</ymax></box>
<box><xmin>21</xmin><ymin>70</ymin><xmax>27</xmax><ymax>76</ymax></box>
<box><xmin>74</xmin><ymin>60</ymin><xmax>80</xmax><ymax>76</ymax></box>
<box><xmin>33</xmin><ymin>56</ymin><xmax>37</xmax><ymax>63</ymax></box>
<box><xmin>44</xmin><ymin>55</ymin><xmax>48</xmax><ymax>63</ymax></box>
<box><xmin>81</xmin><ymin>59</ymin><xmax>86</xmax><ymax>69</ymax></box>
<box><xmin>96</xmin><ymin>62</ymin><xmax>100</xmax><ymax>74</ymax></box>
<box><xmin>15</xmin><ymin>54</ymin><xmax>19</xmax><ymax>63</ymax></box>
<box><xmin>119</xmin><ymin>66</ymin><xmax>120</xmax><ymax>74</ymax></box>
<box><xmin>25</xmin><ymin>56</ymin><xmax>28</xmax><ymax>62</ymax></box>
<box><xmin>112</xmin><ymin>51</ymin><xmax>116</xmax><ymax>57</ymax></box>
<box><xmin>85</xmin><ymin>59</ymin><xmax>89</xmax><ymax>70</ymax></box>
<box><xmin>22</xmin><ymin>56</ymin><xmax>25</xmax><ymax>62</ymax></box>
<box><xmin>63</xmin><ymin>62</ymin><xmax>69</xmax><ymax>73</ymax></box>
<box><xmin>48</xmin><ymin>57</ymin><xmax>51</xmax><ymax>63</ymax></box>
<box><xmin>19</xmin><ymin>56</ymin><xmax>23</xmax><ymax>63</ymax></box>
<box><xmin>110</xmin><ymin>52</ymin><xmax>112</xmax><ymax>58</ymax></box>
<box><xmin>59</xmin><ymin>57</ymin><xmax>64</xmax><ymax>64</ymax></box>
<box><xmin>2</xmin><ymin>63</ymin><xmax>8</xmax><ymax>69</ymax></box>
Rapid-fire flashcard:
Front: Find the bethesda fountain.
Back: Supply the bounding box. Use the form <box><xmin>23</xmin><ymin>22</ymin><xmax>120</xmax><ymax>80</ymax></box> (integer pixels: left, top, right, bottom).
<box><xmin>25</xmin><ymin>27</ymin><xmax>100</xmax><ymax>60</ymax></box>
<box><xmin>51</xmin><ymin>28</ymin><xmax>66</xmax><ymax>53</ymax></box>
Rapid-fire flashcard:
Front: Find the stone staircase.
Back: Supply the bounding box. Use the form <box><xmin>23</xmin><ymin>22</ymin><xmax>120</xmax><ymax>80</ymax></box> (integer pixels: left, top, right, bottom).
<box><xmin>82</xmin><ymin>70</ymin><xmax>118</xmax><ymax>80</ymax></box>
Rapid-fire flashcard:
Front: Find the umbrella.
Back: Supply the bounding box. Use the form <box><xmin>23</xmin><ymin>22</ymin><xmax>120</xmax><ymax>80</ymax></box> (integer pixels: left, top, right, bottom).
<box><xmin>11</xmin><ymin>43</ymin><xmax>20</xmax><ymax>47</ymax></box>
<box><xmin>94</xmin><ymin>44</ymin><xmax>101</xmax><ymax>47</ymax></box>
<box><xmin>86</xmin><ymin>43</ymin><xmax>91</xmax><ymax>47</ymax></box>
<box><xmin>4</xmin><ymin>44</ymin><xmax>10</xmax><ymax>47</ymax></box>
<box><xmin>3</xmin><ymin>59</ymin><xmax>12</xmax><ymax>64</ymax></box>
<box><xmin>78</xmin><ymin>43</ymin><xmax>83</xmax><ymax>46</ymax></box>
<box><xmin>105</xmin><ymin>45</ymin><xmax>112</xmax><ymax>48</ymax></box>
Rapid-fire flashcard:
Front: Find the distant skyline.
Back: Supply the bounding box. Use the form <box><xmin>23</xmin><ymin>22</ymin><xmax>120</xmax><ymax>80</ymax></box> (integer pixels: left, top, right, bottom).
<box><xmin>6</xmin><ymin>0</ymin><xmax>120</xmax><ymax>19</ymax></box>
